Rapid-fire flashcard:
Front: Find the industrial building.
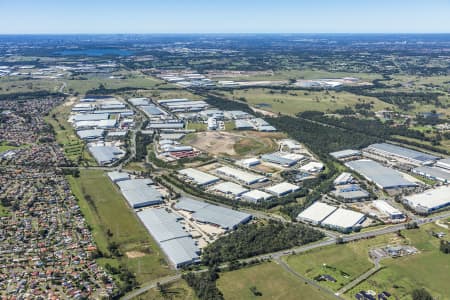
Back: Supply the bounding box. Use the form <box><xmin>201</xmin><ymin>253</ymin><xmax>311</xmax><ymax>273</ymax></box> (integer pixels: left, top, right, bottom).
<box><xmin>116</xmin><ymin>179</ymin><xmax>163</xmax><ymax>208</ymax></box>
<box><xmin>261</xmin><ymin>153</ymin><xmax>299</xmax><ymax>167</ymax></box>
<box><xmin>215</xmin><ymin>166</ymin><xmax>267</xmax><ymax>185</ymax></box>
<box><xmin>211</xmin><ymin>182</ymin><xmax>248</xmax><ymax>197</ymax></box>
<box><xmin>234</xmin><ymin>119</ymin><xmax>254</xmax><ymax>130</ymax></box>
<box><xmin>240</xmin><ymin>190</ymin><xmax>273</xmax><ymax>203</ymax></box>
<box><xmin>346</xmin><ymin>159</ymin><xmax>418</xmax><ymax>190</ymax></box>
<box><xmin>178</xmin><ymin>168</ymin><xmax>220</xmax><ymax>186</ymax></box>
<box><xmin>403</xmin><ymin>186</ymin><xmax>450</xmax><ymax>214</ymax></box>
<box><xmin>137</xmin><ymin>208</ymin><xmax>200</xmax><ymax>268</ymax></box>
<box><xmin>372</xmin><ymin>200</ymin><xmax>405</xmax><ymax>220</ymax></box>
<box><xmin>321</xmin><ymin>208</ymin><xmax>366</xmax><ymax>233</ymax></box>
<box><xmin>436</xmin><ymin>158</ymin><xmax>450</xmax><ymax>170</ymax></box>
<box><xmin>364</xmin><ymin>143</ymin><xmax>438</xmax><ymax>166</ymax></box>
<box><xmin>107</xmin><ymin>171</ymin><xmax>130</xmax><ymax>183</ymax></box>
<box><xmin>128</xmin><ymin>97</ymin><xmax>150</xmax><ymax>106</ymax></box>
<box><xmin>76</xmin><ymin>129</ymin><xmax>105</xmax><ymax>140</ymax></box>
<box><xmin>333</xmin><ymin>184</ymin><xmax>370</xmax><ymax>202</ymax></box>
<box><xmin>296</xmin><ymin>202</ymin><xmax>338</xmax><ymax>225</ymax></box>
<box><xmin>140</xmin><ymin>105</ymin><xmax>167</xmax><ymax>117</ymax></box>
<box><xmin>279</xmin><ymin>139</ymin><xmax>302</xmax><ymax>152</ymax></box>
<box><xmin>158</xmin><ymin>99</ymin><xmax>209</xmax><ymax>112</ymax></box>
<box><xmin>412</xmin><ymin>166</ymin><xmax>450</xmax><ymax>183</ymax></box>
<box><xmin>88</xmin><ymin>146</ymin><xmax>124</xmax><ymax>165</ymax></box>
<box><xmin>265</xmin><ymin>182</ymin><xmax>299</xmax><ymax>196</ymax></box>
<box><xmin>237</xmin><ymin>157</ymin><xmax>260</xmax><ymax>168</ymax></box>
<box><xmin>175</xmin><ymin>198</ymin><xmax>252</xmax><ymax>230</ymax></box>
<box><xmin>333</xmin><ymin>172</ymin><xmax>354</xmax><ymax>185</ymax></box>
<box><xmin>72</xmin><ymin>113</ymin><xmax>110</xmax><ymax>122</ymax></box>
<box><xmin>299</xmin><ymin>162</ymin><xmax>324</xmax><ymax>173</ymax></box>
<box><xmin>329</xmin><ymin>149</ymin><xmax>361</xmax><ymax>160</ymax></box>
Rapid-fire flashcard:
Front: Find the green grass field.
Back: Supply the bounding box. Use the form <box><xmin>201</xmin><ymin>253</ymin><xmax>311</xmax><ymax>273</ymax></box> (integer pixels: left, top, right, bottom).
<box><xmin>132</xmin><ymin>279</ymin><xmax>198</xmax><ymax>300</ymax></box>
<box><xmin>217</xmin><ymin>262</ymin><xmax>334</xmax><ymax>300</ymax></box>
<box><xmin>284</xmin><ymin>234</ymin><xmax>399</xmax><ymax>291</ymax></box>
<box><xmin>221</xmin><ymin>88</ymin><xmax>393</xmax><ymax>115</ymax></box>
<box><xmin>0</xmin><ymin>142</ymin><xmax>19</xmax><ymax>152</ymax></box>
<box><xmin>347</xmin><ymin>224</ymin><xmax>450</xmax><ymax>299</ymax></box>
<box><xmin>213</xmin><ymin>69</ymin><xmax>382</xmax><ymax>82</ymax></box>
<box><xmin>67</xmin><ymin>170</ymin><xmax>173</xmax><ymax>284</ymax></box>
<box><xmin>44</xmin><ymin>103</ymin><xmax>97</xmax><ymax>165</ymax></box>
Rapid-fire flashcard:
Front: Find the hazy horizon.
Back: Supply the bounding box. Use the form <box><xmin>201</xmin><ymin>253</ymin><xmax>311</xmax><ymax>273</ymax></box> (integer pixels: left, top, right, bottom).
<box><xmin>1</xmin><ymin>0</ymin><xmax>450</xmax><ymax>34</ymax></box>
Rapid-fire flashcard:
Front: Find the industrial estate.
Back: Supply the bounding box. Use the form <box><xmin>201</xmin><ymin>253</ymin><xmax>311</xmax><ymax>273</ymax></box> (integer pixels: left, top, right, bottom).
<box><xmin>0</xmin><ymin>33</ymin><xmax>450</xmax><ymax>300</ymax></box>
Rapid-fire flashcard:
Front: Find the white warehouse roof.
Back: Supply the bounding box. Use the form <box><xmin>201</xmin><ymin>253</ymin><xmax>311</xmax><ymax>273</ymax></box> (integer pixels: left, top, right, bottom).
<box><xmin>241</xmin><ymin>190</ymin><xmax>273</xmax><ymax>203</ymax></box>
<box><xmin>212</xmin><ymin>181</ymin><xmax>249</xmax><ymax>196</ymax></box>
<box><xmin>321</xmin><ymin>208</ymin><xmax>366</xmax><ymax>231</ymax></box>
<box><xmin>296</xmin><ymin>202</ymin><xmax>338</xmax><ymax>224</ymax></box>
<box><xmin>216</xmin><ymin>166</ymin><xmax>267</xmax><ymax>185</ymax></box>
<box><xmin>178</xmin><ymin>168</ymin><xmax>219</xmax><ymax>186</ymax></box>
<box><xmin>265</xmin><ymin>182</ymin><xmax>299</xmax><ymax>196</ymax></box>
<box><xmin>404</xmin><ymin>186</ymin><xmax>450</xmax><ymax>213</ymax></box>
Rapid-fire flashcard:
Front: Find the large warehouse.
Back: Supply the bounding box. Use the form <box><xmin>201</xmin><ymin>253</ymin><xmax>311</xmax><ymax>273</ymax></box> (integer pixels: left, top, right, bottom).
<box><xmin>116</xmin><ymin>179</ymin><xmax>163</xmax><ymax>208</ymax></box>
<box><xmin>372</xmin><ymin>200</ymin><xmax>405</xmax><ymax>220</ymax></box>
<box><xmin>88</xmin><ymin>146</ymin><xmax>124</xmax><ymax>165</ymax></box>
<box><xmin>178</xmin><ymin>168</ymin><xmax>219</xmax><ymax>186</ymax></box>
<box><xmin>412</xmin><ymin>166</ymin><xmax>450</xmax><ymax>183</ymax></box>
<box><xmin>296</xmin><ymin>202</ymin><xmax>338</xmax><ymax>225</ymax></box>
<box><xmin>211</xmin><ymin>181</ymin><xmax>249</xmax><ymax>197</ymax></box>
<box><xmin>175</xmin><ymin>198</ymin><xmax>252</xmax><ymax>230</ymax></box>
<box><xmin>436</xmin><ymin>158</ymin><xmax>450</xmax><ymax>170</ymax></box>
<box><xmin>346</xmin><ymin>159</ymin><xmax>417</xmax><ymax>190</ymax></box>
<box><xmin>321</xmin><ymin>208</ymin><xmax>366</xmax><ymax>233</ymax></box>
<box><xmin>265</xmin><ymin>182</ymin><xmax>300</xmax><ymax>196</ymax></box>
<box><xmin>137</xmin><ymin>208</ymin><xmax>200</xmax><ymax>268</ymax></box>
<box><xmin>364</xmin><ymin>143</ymin><xmax>438</xmax><ymax>166</ymax></box>
<box><xmin>403</xmin><ymin>186</ymin><xmax>450</xmax><ymax>214</ymax></box>
<box><xmin>329</xmin><ymin>149</ymin><xmax>361</xmax><ymax>160</ymax></box>
<box><xmin>215</xmin><ymin>166</ymin><xmax>267</xmax><ymax>185</ymax></box>
<box><xmin>241</xmin><ymin>190</ymin><xmax>273</xmax><ymax>203</ymax></box>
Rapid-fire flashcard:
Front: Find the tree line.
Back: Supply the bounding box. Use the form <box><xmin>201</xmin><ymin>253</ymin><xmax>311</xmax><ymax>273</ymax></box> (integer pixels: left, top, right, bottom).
<box><xmin>202</xmin><ymin>221</ymin><xmax>324</xmax><ymax>266</ymax></box>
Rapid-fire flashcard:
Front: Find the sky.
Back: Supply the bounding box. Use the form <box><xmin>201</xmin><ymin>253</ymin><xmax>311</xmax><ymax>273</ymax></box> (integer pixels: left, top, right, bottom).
<box><xmin>0</xmin><ymin>0</ymin><xmax>449</xmax><ymax>34</ymax></box>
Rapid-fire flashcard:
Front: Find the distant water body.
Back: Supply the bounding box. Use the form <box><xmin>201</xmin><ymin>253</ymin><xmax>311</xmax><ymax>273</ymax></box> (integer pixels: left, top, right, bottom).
<box><xmin>56</xmin><ymin>48</ymin><xmax>133</xmax><ymax>56</ymax></box>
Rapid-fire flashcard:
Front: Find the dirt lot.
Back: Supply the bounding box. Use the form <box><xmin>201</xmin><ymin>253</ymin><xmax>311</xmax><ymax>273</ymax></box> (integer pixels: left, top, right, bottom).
<box><xmin>126</xmin><ymin>251</ymin><xmax>146</xmax><ymax>258</ymax></box>
<box><xmin>183</xmin><ymin>131</ymin><xmax>286</xmax><ymax>157</ymax></box>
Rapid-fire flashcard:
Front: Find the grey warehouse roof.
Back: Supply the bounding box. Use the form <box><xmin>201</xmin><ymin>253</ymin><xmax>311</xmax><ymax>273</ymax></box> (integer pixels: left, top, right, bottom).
<box><xmin>137</xmin><ymin>208</ymin><xmax>199</xmax><ymax>267</ymax></box>
<box><xmin>261</xmin><ymin>153</ymin><xmax>297</xmax><ymax>166</ymax></box>
<box><xmin>116</xmin><ymin>179</ymin><xmax>163</xmax><ymax>208</ymax></box>
<box><xmin>88</xmin><ymin>146</ymin><xmax>123</xmax><ymax>165</ymax></box>
<box><xmin>366</xmin><ymin>143</ymin><xmax>438</xmax><ymax>163</ymax></box>
<box><xmin>346</xmin><ymin>159</ymin><xmax>417</xmax><ymax>189</ymax></box>
<box><xmin>175</xmin><ymin>198</ymin><xmax>252</xmax><ymax>229</ymax></box>
<box><xmin>329</xmin><ymin>149</ymin><xmax>361</xmax><ymax>159</ymax></box>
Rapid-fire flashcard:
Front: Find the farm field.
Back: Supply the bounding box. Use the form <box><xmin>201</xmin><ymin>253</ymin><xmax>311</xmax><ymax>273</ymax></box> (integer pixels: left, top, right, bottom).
<box><xmin>220</xmin><ymin>88</ymin><xmax>394</xmax><ymax>115</ymax></box>
<box><xmin>347</xmin><ymin>224</ymin><xmax>450</xmax><ymax>299</ymax></box>
<box><xmin>67</xmin><ymin>170</ymin><xmax>173</xmax><ymax>285</ymax></box>
<box><xmin>217</xmin><ymin>262</ymin><xmax>335</xmax><ymax>300</ymax></box>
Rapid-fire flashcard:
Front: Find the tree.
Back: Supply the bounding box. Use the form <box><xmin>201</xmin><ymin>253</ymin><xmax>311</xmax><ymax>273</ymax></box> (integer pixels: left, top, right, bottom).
<box><xmin>411</xmin><ymin>288</ymin><xmax>433</xmax><ymax>300</ymax></box>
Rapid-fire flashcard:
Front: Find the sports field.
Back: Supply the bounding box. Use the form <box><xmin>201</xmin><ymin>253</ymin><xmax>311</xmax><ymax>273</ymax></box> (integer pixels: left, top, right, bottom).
<box><xmin>217</xmin><ymin>262</ymin><xmax>334</xmax><ymax>300</ymax></box>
